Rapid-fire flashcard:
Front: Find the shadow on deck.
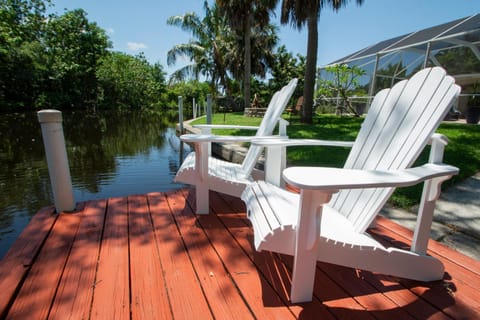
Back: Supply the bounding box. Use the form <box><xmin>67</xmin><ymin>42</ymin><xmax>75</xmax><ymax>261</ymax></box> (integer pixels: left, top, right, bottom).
<box><xmin>0</xmin><ymin>189</ymin><xmax>479</xmax><ymax>319</ymax></box>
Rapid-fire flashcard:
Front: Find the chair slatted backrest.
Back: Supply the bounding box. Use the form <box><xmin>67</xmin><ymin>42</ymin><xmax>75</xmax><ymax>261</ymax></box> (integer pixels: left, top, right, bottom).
<box><xmin>330</xmin><ymin>67</ymin><xmax>460</xmax><ymax>232</ymax></box>
<box><xmin>241</xmin><ymin>78</ymin><xmax>298</xmax><ymax>175</ymax></box>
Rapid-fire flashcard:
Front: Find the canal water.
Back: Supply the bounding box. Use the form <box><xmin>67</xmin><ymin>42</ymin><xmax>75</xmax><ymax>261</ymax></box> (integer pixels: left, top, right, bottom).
<box><xmin>0</xmin><ymin>110</ymin><xmax>189</xmax><ymax>259</ymax></box>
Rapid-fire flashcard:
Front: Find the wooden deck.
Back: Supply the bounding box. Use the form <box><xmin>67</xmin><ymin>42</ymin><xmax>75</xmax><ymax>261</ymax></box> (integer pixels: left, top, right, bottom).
<box><xmin>1</xmin><ymin>188</ymin><xmax>479</xmax><ymax>319</ymax></box>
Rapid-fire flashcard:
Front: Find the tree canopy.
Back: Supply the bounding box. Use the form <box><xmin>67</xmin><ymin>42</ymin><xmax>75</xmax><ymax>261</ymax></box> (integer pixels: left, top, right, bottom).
<box><xmin>1</xmin><ymin>0</ymin><xmax>314</xmax><ymax>113</ymax></box>
<box><xmin>167</xmin><ymin>1</ymin><xmax>231</xmax><ymax>95</ymax></box>
<box><xmin>0</xmin><ymin>0</ymin><xmax>168</xmax><ymax>111</ymax></box>
<box><xmin>279</xmin><ymin>0</ymin><xmax>365</xmax><ymax>123</ymax></box>
<box><xmin>168</xmin><ymin>0</ymin><xmax>279</xmax><ymax>108</ymax></box>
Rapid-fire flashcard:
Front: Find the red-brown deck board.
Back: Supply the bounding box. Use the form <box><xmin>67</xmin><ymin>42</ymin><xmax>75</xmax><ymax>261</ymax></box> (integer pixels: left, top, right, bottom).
<box><xmin>0</xmin><ymin>188</ymin><xmax>479</xmax><ymax>319</ymax></box>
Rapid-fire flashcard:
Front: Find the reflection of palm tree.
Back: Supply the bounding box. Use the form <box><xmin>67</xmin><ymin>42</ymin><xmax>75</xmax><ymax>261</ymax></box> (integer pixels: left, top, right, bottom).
<box><xmin>280</xmin><ymin>0</ymin><xmax>364</xmax><ymax>123</ymax></box>
<box><xmin>167</xmin><ymin>1</ymin><xmax>230</xmax><ymax>94</ymax></box>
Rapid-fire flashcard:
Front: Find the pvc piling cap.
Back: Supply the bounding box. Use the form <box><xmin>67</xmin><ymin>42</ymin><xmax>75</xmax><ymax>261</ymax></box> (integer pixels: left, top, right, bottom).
<box><xmin>38</xmin><ymin>109</ymin><xmax>63</xmax><ymax>123</ymax></box>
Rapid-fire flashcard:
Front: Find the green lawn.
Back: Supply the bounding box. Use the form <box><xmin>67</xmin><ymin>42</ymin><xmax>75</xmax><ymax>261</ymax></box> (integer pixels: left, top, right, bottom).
<box><xmin>190</xmin><ymin>113</ymin><xmax>480</xmax><ymax>209</ymax></box>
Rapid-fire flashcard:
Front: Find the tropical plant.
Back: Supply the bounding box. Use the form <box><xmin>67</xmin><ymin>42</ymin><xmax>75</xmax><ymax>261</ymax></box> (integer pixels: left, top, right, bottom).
<box><xmin>0</xmin><ymin>0</ymin><xmax>50</xmax><ymax>43</ymax></box>
<box><xmin>167</xmin><ymin>1</ymin><xmax>231</xmax><ymax>95</ymax></box>
<box><xmin>227</xmin><ymin>23</ymin><xmax>279</xmax><ymax>87</ymax></box>
<box><xmin>216</xmin><ymin>0</ymin><xmax>277</xmax><ymax>107</ymax></box>
<box><xmin>0</xmin><ymin>0</ymin><xmax>51</xmax><ymax>110</ymax></box>
<box><xmin>167</xmin><ymin>80</ymin><xmax>211</xmax><ymax>117</ymax></box>
<box><xmin>43</xmin><ymin>8</ymin><xmax>111</xmax><ymax>109</ymax></box>
<box><xmin>0</xmin><ymin>0</ymin><xmax>168</xmax><ymax>111</ymax></box>
<box><xmin>269</xmin><ymin>45</ymin><xmax>305</xmax><ymax>97</ymax></box>
<box><xmin>97</xmin><ymin>52</ymin><xmax>167</xmax><ymax>109</ymax></box>
<box><xmin>320</xmin><ymin>64</ymin><xmax>365</xmax><ymax>115</ymax></box>
<box><xmin>279</xmin><ymin>0</ymin><xmax>364</xmax><ymax>123</ymax></box>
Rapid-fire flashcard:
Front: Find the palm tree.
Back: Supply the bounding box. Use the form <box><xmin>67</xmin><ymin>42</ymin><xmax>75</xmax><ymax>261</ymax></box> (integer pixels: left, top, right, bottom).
<box><xmin>227</xmin><ymin>23</ymin><xmax>279</xmax><ymax>86</ymax></box>
<box><xmin>216</xmin><ymin>0</ymin><xmax>277</xmax><ymax>108</ymax></box>
<box><xmin>280</xmin><ymin>0</ymin><xmax>364</xmax><ymax>123</ymax></box>
<box><xmin>167</xmin><ymin>1</ymin><xmax>231</xmax><ymax>94</ymax></box>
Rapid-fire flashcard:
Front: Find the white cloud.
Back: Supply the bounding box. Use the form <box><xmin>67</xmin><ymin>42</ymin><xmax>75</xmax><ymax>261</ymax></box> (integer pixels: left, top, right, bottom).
<box><xmin>106</xmin><ymin>27</ymin><xmax>114</xmax><ymax>35</ymax></box>
<box><xmin>127</xmin><ymin>42</ymin><xmax>148</xmax><ymax>52</ymax></box>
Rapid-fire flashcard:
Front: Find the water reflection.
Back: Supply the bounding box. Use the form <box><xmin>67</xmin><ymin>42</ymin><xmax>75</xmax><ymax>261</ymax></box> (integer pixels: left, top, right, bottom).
<box><xmin>0</xmin><ymin>109</ymin><xmax>187</xmax><ymax>258</ymax></box>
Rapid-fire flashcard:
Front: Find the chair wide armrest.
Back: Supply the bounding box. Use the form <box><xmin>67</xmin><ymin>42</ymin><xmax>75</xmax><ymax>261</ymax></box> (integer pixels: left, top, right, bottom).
<box><xmin>259</xmin><ymin>138</ymin><xmax>354</xmax><ymax>188</ymax></box>
<box><xmin>193</xmin><ymin>124</ymin><xmax>259</xmax><ymax>131</ymax></box>
<box><xmin>252</xmin><ymin>138</ymin><xmax>354</xmax><ymax>148</ymax></box>
<box><xmin>180</xmin><ymin>133</ymin><xmax>266</xmax><ymax>143</ymax></box>
<box><xmin>283</xmin><ymin>163</ymin><xmax>459</xmax><ymax>190</ymax></box>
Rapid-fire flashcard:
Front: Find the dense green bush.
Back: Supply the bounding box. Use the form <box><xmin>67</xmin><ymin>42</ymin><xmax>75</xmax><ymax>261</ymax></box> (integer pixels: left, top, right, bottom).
<box><xmin>0</xmin><ymin>0</ymin><xmax>168</xmax><ymax>111</ymax></box>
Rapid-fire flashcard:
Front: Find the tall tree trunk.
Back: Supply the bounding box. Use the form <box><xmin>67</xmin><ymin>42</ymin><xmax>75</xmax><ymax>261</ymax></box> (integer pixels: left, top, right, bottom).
<box><xmin>244</xmin><ymin>17</ymin><xmax>251</xmax><ymax>110</ymax></box>
<box><xmin>302</xmin><ymin>11</ymin><xmax>318</xmax><ymax>124</ymax></box>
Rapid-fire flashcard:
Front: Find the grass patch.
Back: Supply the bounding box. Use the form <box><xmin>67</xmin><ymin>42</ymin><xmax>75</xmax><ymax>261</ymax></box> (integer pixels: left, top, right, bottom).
<box><xmin>190</xmin><ymin>112</ymin><xmax>263</xmax><ymax>135</ymax></box>
<box><xmin>190</xmin><ymin>113</ymin><xmax>480</xmax><ymax>209</ymax></box>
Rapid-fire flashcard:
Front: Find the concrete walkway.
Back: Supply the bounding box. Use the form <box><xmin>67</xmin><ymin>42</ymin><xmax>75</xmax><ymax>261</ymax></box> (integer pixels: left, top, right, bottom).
<box><xmin>382</xmin><ymin>172</ymin><xmax>480</xmax><ymax>261</ymax></box>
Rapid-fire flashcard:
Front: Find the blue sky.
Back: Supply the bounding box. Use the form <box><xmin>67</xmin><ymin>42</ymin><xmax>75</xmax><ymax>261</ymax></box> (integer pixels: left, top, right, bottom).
<box><xmin>49</xmin><ymin>0</ymin><xmax>478</xmax><ymax>76</ymax></box>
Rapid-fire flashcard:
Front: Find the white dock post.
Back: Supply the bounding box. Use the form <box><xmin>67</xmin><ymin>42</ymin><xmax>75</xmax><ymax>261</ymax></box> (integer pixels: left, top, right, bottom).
<box><xmin>206</xmin><ymin>94</ymin><xmax>212</xmax><ymax>124</ymax></box>
<box><xmin>178</xmin><ymin>96</ymin><xmax>184</xmax><ymax>133</ymax></box>
<box><xmin>193</xmin><ymin>97</ymin><xmax>197</xmax><ymax>118</ymax></box>
<box><xmin>37</xmin><ymin>110</ymin><xmax>75</xmax><ymax>213</ymax></box>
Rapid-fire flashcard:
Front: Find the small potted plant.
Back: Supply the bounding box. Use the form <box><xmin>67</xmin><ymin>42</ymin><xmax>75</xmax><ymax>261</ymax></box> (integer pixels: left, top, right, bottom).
<box><xmin>465</xmin><ymin>83</ymin><xmax>480</xmax><ymax>124</ymax></box>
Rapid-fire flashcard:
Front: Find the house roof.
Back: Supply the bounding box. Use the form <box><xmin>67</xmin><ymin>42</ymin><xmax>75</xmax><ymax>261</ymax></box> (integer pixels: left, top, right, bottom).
<box><xmin>330</xmin><ymin>14</ymin><xmax>480</xmax><ymax>66</ymax></box>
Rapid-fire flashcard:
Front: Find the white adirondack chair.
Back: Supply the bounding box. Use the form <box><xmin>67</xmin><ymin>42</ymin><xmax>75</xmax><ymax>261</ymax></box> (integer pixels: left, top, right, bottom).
<box><xmin>241</xmin><ymin>67</ymin><xmax>461</xmax><ymax>303</ymax></box>
<box><xmin>175</xmin><ymin>78</ymin><xmax>297</xmax><ymax>213</ymax></box>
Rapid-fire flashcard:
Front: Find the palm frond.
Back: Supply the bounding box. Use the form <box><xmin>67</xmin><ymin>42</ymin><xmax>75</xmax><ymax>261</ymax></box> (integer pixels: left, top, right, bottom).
<box><xmin>168</xmin><ymin>64</ymin><xmax>198</xmax><ymax>85</ymax></box>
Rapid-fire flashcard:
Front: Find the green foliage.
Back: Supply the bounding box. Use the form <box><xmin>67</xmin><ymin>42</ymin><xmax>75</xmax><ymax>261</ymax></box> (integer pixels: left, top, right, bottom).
<box><xmin>269</xmin><ymin>45</ymin><xmax>305</xmax><ymax>97</ymax></box>
<box><xmin>190</xmin><ymin>112</ymin><xmax>263</xmax><ymax>134</ymax></box>
<box><xmin>0</xmin><ymin>2</ymin><xmax>112</xmax><ymax>110</ymax></box>
<box><xmin>169</xmin><ymin>0</ymin><xmax>278</xmax><ymax>105</ymax></box>
<box><xmin>0</xmin><ymin>0</ymin><xmax>50</xmax><ymax>110</ymax></box>
<box><xmin>289</xmin><ymin>116</ymin><xmax>480</xmax><ymax>208</ymax></box>
<box><xmin>435</xmin><ymin>46</ymin><xmax>480</xmax><ymax>75</ymax></box>
<box><xmin>167</xmin><ymin>80</ymin><xmax>211</xmax><ymax>117</ymax></box>
<box><xmin>280</xmin><ymin>0</ymin><xmax>365</xmax><ymax>123</ymax></box>
<box><xmin>372</xmin><ymin>62</ymin><xmax>409</xmax><ymax>94</ymax></box>
<box><xmin>97</xmin><ymin>52</ymin><xmax>167</xmax><ymax>109</ymax></box>
<box><xmin>43</xmin><ymin>8</ymin><xmax>111</xmax><ymax>109</ymax></box>
<box><xmin>318</xmin><ymin>64</ymin><xmax>366</xmax><ymax>115</ymax></box>
<box><xmin>250</xmin><ymin>79</ymin><xmax>272</xmax><ymax>109</ymax></box>
<box><xmin>217</xmin><ymin>0</ymin><xmax>277</xmax><ymax>105</ymax></box>
<box><xmin>0</xmin><ymin>0</ymin><xmax>49</xmax><ymax>44</ymax></box>
<box><xmin>192</xmin><ymin>112</ymin><xmax>480</xmax><ymax>209</ymax></box>
<box><xmin>0</xmin><ymin>0</ymin><xmax>307</xmax><ymax>112</ymax></box>
<box><xmin>244</xmin><ymin>46</ymin><xmax>305</xmax><ymax>110</ymax></box>
<box><xmin>0</xmin><ymin>0</ymin><xmax>168</xmax><ymax>111</ymax></box>
<box><xmin>463</xmin><ymin>82</ymin><xmax>480</xmax><ymax>107</ymax></box>
<box><xmin>167</xmin><ymin>1</ymin><xmax>231</xmax><ymax>94</ymax></box>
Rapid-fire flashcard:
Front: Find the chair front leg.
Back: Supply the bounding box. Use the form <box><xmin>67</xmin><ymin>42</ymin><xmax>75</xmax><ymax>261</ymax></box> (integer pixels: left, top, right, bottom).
<box><xmin>290</xmin><ymin>189</ymin><xmax>333</xmax><ymax>303</ymax></box>
<box><xmin>412</xmin><ymin>176</ymin><xmax>451</xmax><ymax>254</ymax></box>
<box><xmin>412</xmin><ymin>134</ymin><xmax>451</xmax><ymax>253</ymax></box>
